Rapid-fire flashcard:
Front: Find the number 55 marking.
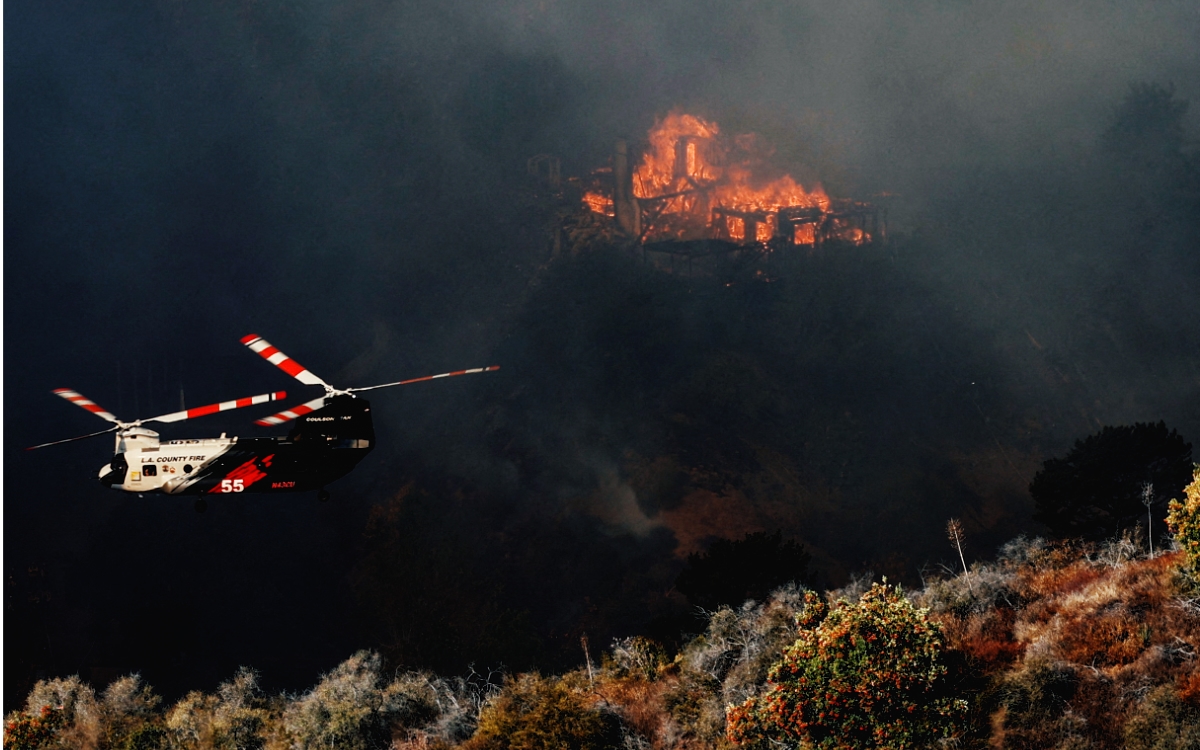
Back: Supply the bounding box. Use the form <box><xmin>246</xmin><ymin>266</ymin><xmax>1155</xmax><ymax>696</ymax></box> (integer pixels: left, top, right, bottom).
<box><xmin>220</xmin><ymin>479</ymin><xmax>245</xmax><ymax>493</ymax></box>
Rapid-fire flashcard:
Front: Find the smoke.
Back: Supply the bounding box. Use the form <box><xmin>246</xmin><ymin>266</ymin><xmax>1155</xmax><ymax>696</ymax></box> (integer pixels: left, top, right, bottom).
<box><xmin>6</xmin><ymin>0</ymin><xmax>1200</xmax><ymax>705</ymax></box>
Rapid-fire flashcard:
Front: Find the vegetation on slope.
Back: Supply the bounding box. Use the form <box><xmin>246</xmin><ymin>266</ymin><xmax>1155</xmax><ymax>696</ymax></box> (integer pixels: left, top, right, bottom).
<box><xmin>10</xmin><ymin>524</ymin><xmax>1200</xmax><ymax>749</ymax></box>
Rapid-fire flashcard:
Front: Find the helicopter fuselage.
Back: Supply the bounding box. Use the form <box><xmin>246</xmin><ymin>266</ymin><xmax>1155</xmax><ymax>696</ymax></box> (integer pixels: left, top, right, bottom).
<box><xmin>99</xmin><ymin>395</ymin><xmax>374</xmax><ymax>495</ymax></box>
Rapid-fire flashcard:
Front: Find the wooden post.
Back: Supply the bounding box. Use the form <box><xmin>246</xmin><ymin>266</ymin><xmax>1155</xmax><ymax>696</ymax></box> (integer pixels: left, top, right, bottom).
<box><xmin>613</xmin><ymin>140</ymin><xmax>642</xmax><ymax>240</ymax></box>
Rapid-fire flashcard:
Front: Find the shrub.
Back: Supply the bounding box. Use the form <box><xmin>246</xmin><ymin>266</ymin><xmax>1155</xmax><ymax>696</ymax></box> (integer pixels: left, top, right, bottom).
<box><xmin>4</xmin><ymin>705</ymin><xmax>66</xmax><ymax>750</ymax></box>
<box><xmin>462</xmin><ymin>673</ymin><xmax>621</xmax><ymax>750</ymax></box>
<box><xmin>662</xmin><ymin>585</ymin><xmax>816</xmax><ymax>747</ymax></box>
<box><xmin>282</xmin><ymin>651</ymin><xmax>437</xmax><ymax>750</ymax></box>
<box><xmin>992</xmin><ymin>658</ymin><xmax>1079</xmax><ymax>733</ymax></box>
<box><xmin>1030</xmin><ymin>422</ymin><xmax>1192</xmax><ymax>542</ymax></box>
<box><xmin>99</xmin><ymin>676</ymin><xmax>163</xmax><ymax>750</ymax></box>
<box><xmin>12</xmin><ymin>675</ymin><xmax>101</xmax><ymax>749</ymax></box>
<box><xmin>167</xmin><ymin>668</ymin><xmax>269</xmax><ymax>750</ymax></box>
<box><xmin>1123</xmin><ymin>685</ymin><xmax>1200</xmax><ymax>750</ymax></box>
<box><xmin>726</xmin><ymin>582</ymin><xmax>967</xmax><ymax>750</ymax></box>
<box><xmin>607</xmin><ymin>637</ymin><xmax>670</xmax><ymax>682</ymax></box>
<box><xmin>1166</xmin><ymin>465</ymin><xmax>1200</xmax><ymax>581</ymax></box>
<box><xmin>5</xmin><ymin>674</ymin><xmax>166</xmax><ymax>750</ymax></box>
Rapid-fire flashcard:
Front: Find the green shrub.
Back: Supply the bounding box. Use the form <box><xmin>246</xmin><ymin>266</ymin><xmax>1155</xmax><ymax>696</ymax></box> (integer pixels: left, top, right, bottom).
<box><xmin>4</xmin><ymin>705</ymin><xmax>66</xmax><ymax>750</ymax></box>
<box><xmin>462</xmin><ymin>673</ymin><xmax>621</xmax><ymax>750</ymax></box>
<box><xmin>726</xmin><ymin>582</ymin><xmax>967</xmax><ymax>750</ymax></box>
<box><xmin>1123</xmin><ymin>685</ymin><xmax>1200</xmax><ymax>750</ymax></box>
<box><xmin>1167</xmin><ymin>465</ymin><xmax>1200</xmax><ymax>580</ymax></box>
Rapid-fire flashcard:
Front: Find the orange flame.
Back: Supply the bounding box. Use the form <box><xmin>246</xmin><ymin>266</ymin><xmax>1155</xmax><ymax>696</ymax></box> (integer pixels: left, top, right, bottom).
<box><xmin>623</xmin><ymin>112</ymin><xmax>835</xmax><ymax>242</ymax></box>
<box><xmin>579</xmin><ymin>111</ymin><xmax>876</xmax><ymax>246</ymax></box>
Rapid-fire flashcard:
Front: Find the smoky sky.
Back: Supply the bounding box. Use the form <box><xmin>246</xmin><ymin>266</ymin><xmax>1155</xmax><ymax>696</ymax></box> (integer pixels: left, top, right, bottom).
<box><xmin>6</xmin><ymin>0</ymin><xmax>1200</xmax><ymax>709</ymax></box>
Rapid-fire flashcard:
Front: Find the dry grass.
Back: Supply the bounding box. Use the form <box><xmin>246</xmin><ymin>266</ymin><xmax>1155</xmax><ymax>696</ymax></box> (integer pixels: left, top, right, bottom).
<box><xmin>922</xmin><ymin>542</ymin><xmax>1199</xmax><ymax>748</ymax></box>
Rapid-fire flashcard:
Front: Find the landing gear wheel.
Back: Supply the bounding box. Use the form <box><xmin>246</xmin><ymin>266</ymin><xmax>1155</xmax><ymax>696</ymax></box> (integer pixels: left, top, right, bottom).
<box><xmin>194</xmin><ymin>498</ymin><xmax>208</xmax><ymax>514</ymax></box>
<box><xmin>318</xmin><ymin>488</ymin><xmax>330</xmax><ymax>503</ymax></box>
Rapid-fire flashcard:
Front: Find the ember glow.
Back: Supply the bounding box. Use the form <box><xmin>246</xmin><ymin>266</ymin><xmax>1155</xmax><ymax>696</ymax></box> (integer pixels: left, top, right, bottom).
<box><xmin>584</xmin><ymin>112</ymin><xmax>881</xmax><ymax>246</ymax></box>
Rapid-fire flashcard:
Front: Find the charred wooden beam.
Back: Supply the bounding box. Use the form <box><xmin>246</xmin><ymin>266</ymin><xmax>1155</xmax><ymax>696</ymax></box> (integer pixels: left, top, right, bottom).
<box><xmin>613</xmin><ymin>139</ymin><xmax>642</xmax><ymax>240</ymax></box>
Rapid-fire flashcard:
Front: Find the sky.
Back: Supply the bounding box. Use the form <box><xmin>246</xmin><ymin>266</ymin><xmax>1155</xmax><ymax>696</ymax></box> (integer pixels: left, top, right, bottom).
<box><xmin>5</xmin><ymin>0</ymin><xmax>1200</xmax><ymax>707</ymax></box>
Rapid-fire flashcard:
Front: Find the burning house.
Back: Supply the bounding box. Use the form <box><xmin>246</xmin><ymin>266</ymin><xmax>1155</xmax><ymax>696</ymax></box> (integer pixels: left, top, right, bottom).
<box><xmin>574</xmin><ymin>113</ymin><xmax>886</xmax><ymax>266</ymax></box>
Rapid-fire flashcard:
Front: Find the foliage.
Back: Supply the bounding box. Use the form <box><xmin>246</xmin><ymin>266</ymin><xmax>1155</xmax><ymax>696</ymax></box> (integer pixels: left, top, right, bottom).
<box><xmin>282</xmin><ymin>650</ymin><xmax>441</xmax><ymax>750</ymax></box>
<box><xmin>1167</xmin><ymin>465</ymin><xmax>1200</xmax><ymax>581</ymax></box>
<box><xmin>4</xmin><ymin>705</ymin><xmax>66</xmax><ymax>750</ymax></box>
<box><xmin>675</xmin><ymin>531</ymin><xmax>812</xmax><ymax>611</ymax></box>
<box><xmin>655</xmin><ymin>585</ymin><xmax>817</xmax><ymax>748</ymax></box>
<box><xmin>166</xmin><ymin>668</ymin><xmax>269</xmax><ymax>750</ymax></box>
<box><xmin>1122</xmin><ymin>685</ymin><xmax>1200</xmax><ymax>750</ymax></box>
<box><xmin>726</xmin><ymin>582</ymin><xmax>966</xmax><ymax>749</ymax></box>
<box><xmin>461</xmin><ymin>673</ymin><xmax>621</xmax><ymax>750</ymax></box>
<box><xmin>10</xmin><ymin>534</ymin><xmax>1200</xmax><ymax>750</ymax></box>
<box><xmin>99</xmin><ymin>676</ymin><xmax>163</xmax><ymax>750</ymax></box>
<box><xmin>1030</xmin><ymin>422</ymin><xmax>1193</xmax><ymax>541</ymax></box>
<box><xmin>11</xmin><ymin>675</ymin><xmax>103</xmax><ymax>749</ymax></box>
<box><xmin>606</xmin><ymin>637</ymin><xmax>670</xmax><ymax>682</ymax></box>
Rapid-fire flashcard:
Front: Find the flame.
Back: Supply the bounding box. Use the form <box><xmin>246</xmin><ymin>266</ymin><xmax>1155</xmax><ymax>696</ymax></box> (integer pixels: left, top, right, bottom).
<box><xmin>583</xmin><ymin>192</ymin><xmax>614</xmax><ymax>217</ymax></box>
<box><xmin>581</xmin><ymin>111</ymin><xmax>875</xmax><ymax>246</ymax></box>
<box><xmin>629</xmin><ymin>112</ymin><xmax>832</xmax><ymax>242</ymax></box>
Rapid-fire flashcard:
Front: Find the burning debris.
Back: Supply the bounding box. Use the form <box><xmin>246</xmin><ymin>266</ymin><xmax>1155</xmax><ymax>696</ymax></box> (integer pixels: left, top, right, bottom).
<box><xmin>577</xmin><ymin>112</ymin><xmax>887</xmax><ymax>251</ymax></box>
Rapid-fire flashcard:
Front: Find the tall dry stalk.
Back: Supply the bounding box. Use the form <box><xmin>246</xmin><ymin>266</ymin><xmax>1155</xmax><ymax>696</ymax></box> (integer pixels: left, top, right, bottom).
<box><xmin>1141</xmin><ymin>482</ymin><xmax>1155</xmax><ymax>555</ymax></box>
<box><xmin>947</xmin><ymin>519</ymin><xmax>973</xmax><ymax>595</ymax></box>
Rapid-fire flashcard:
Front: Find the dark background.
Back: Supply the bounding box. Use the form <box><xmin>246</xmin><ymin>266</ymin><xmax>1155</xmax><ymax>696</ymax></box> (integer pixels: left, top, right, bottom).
<box><xmin>6</xmin><ymin>0</ymin><xmax>1200</xmax><ymax>708</ymax></box>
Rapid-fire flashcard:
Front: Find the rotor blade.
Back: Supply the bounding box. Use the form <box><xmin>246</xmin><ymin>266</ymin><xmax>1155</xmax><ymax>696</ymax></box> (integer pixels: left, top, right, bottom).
<box><xmin>254</xmin><ymin>395</ymin><xmax>329</xmax><ymax>427</ymax></box>
<box><xmin>52</xmin><ymin>388</ymin><xmax>120</xmax><ymax>424</ymax></box>
<box><xmin>241</xmin><ymin>334</ymin><xmax>330</xmax><ymax>388</ymax></box>
<box><xmin>25</xmin><ymin>425</ymin><xmax>119</xmax><ymax>451</ymax></box>
<box><xmin>347</xmin><ymin>365</ymin><xmax>500</xmax><ymax>394</ymax></box>
<box><xmin>145</xmin><ymin>391</ymin><xmax>288</xmax><ymax>424</ymax></box>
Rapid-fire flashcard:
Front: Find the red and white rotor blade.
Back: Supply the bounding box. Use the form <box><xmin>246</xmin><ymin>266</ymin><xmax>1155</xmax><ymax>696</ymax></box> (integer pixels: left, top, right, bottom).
<box><xmin>52</xmin><ymin>388</ymin><xmax>120</xmax><ymax>424</ymax></box>
<box><xmin>146</xmin><ymin>391</ymin><xmax>288</xmax><ymax>424</ymax></box>
<box><xmin>254</xmin><ymin>395</ymin><xmax>329</xmax><ymax>427</ymax></box>
<box><xmin>241</xmin><ymin>334</ymin><xmax>330</xmax><ymax>388</ymax></box>
<box><xmin>348</xmin><ymin>365</ymin><xmax>500</xmax><ymax>394</ymax></box>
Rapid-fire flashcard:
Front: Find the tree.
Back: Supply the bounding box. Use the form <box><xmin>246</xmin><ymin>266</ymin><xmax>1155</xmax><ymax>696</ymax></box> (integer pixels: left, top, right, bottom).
<box><xmin>675</xmin><ymin>531</ymin><xmax>812</xmax><ymax>610</ymax></box>
<box><xmin>1030</xmin><ymin>422</ymin><xmax>1193</xmax><ymax>541</ymax></box>
<box><xmin>726</xmin><ymin>583</ymin><xmax>967</xmax><ymax>750</ymax></box>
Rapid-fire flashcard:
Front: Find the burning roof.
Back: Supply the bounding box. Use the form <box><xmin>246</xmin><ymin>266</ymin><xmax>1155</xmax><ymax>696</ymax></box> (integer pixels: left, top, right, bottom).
<box><xmin>581</xmin><ymin>112</ymin><xmax>885</xmax><ymax>248</ymax></box>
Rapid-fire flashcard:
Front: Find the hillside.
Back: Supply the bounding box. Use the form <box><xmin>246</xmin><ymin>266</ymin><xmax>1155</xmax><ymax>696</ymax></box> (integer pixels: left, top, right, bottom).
<box><xmin>9</xmin><ymin>531</ymin><xmax>1199</xmax><ymax>749</ymax></box>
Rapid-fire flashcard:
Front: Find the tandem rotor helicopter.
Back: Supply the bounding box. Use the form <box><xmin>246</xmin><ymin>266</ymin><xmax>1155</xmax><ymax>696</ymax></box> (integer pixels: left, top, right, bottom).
<box><xmin>27</xmin><ymin>334</ymin><xmax>499</xmax><ymax>512</ymax></box>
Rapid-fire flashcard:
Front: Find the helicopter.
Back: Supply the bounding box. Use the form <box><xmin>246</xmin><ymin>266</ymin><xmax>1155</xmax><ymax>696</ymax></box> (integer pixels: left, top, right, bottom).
<box><xmin>28</xmin><ymin>334</ymin><xmax>499</xmax><ymax>511</ymax></box>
